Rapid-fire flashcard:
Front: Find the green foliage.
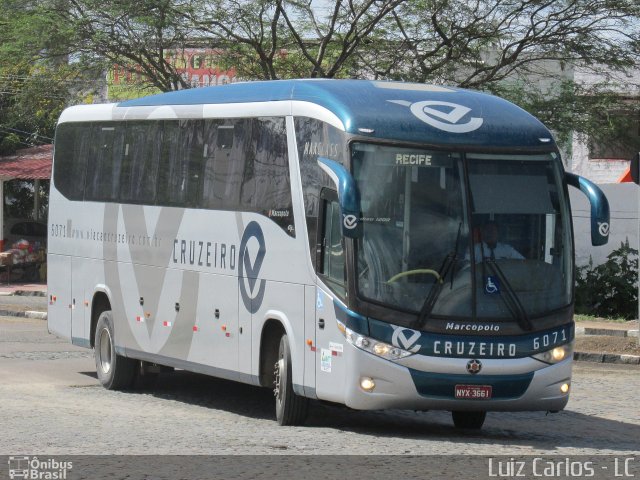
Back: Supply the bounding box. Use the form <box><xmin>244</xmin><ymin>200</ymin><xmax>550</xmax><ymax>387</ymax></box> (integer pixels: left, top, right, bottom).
<box><xmin>0</xmin><ymin>134</ymin><xmax>21</xmax><ymax>155</ymax></box>
<box><xmin>3</xmin><ymin>180</ymin><xmax>50</xmax><ymax>220</ymax></box>
<box><xmin>489</xmin><ymin>80</ymin><xmax>640</xmax><ymax>154</ymax></box>
<box><xmin>575</xmin><ymin>240</ymin><xmax>639</xmax><ymax>320</ymax></box>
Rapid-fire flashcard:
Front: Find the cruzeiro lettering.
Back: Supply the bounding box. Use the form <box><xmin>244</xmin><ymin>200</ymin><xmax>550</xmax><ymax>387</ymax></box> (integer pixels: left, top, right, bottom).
<box><xmin>172</xmin><ymin>238</ymin><xmax>237</xmax><ymax>270</ymax></box>
<box><xmin>434</xmin><ymin>340</ymin><xmax>517</xmax><ymax>357</ymax></box>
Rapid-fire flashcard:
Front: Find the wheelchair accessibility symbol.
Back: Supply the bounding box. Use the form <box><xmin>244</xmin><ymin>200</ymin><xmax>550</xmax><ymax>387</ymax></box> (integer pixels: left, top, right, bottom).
<box><xmin>484</xmin><ymin>276</ymin><xmax>500</xmax><ymax>295</ymax></box>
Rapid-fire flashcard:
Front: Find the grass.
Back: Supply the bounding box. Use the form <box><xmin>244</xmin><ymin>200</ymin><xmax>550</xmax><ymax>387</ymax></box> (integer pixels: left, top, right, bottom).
<box><xmin>573</xmin><ymin>313</ymin><xmax>631</xmax><ymax>323</ymax></box>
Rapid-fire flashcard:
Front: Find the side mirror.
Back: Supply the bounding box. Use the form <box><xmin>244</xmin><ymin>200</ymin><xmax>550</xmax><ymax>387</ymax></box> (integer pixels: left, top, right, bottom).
<box><xmin>565</xmin><ymin>172</ymin><xmax>610</xmax><ymax>246</ymax></box>
<box><xmin>317</xmin><ymin>157</ymin><xmax>362</xmax><ymax>238</ymax></box>
<box><xmin>631</xmin><ymin>152</ymin><xmax>640</xmax><ymax>184</ymax></box>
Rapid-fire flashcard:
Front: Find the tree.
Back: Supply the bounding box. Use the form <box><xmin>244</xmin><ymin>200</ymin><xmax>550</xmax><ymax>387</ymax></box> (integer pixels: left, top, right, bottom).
<box><xmin>188</xmin><ymin>0</ymin><xmax>406</xmax><ymax>80</ymax></box>
<box><xmin>0</xmin><ymin>0</ymin><xmax>98</xmax><ymax>153</ymax></box>
<box><xmin>47</xmin><ymin>0</ymin><xmax>200</xmax><ymax>92</ymax></box>
<box><xmin>361</xmin><ymin>0</ymin><xmax>640</xmax><ymax>88</ymax></box>
<box><xmin>1</xmin><ymin>0</ymin><xmax>638</xmax><ymax>155</ymax></box>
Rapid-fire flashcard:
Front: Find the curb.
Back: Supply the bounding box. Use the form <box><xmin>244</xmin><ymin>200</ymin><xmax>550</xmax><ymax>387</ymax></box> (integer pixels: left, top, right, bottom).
<box><xmin>582</xmin><ymin>327</ymin><xmax>639</xmax><ymax>338</ymax></box>
<box><xmin>0</xmin><ymin>309</ymin><xmax>47</xmax><ymax>319</ymax></box>
<box><xmin>574</xmin><ymin>351</ymin><xmax>640</xmax><ymax>365</ymax></box>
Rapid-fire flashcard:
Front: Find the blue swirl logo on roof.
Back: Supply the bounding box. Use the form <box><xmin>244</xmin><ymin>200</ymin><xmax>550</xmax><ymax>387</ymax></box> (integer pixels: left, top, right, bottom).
<box><xmin>388</xmin><ymin>100</ymin><xmax>483</xmax><ymax>133</ymax></box>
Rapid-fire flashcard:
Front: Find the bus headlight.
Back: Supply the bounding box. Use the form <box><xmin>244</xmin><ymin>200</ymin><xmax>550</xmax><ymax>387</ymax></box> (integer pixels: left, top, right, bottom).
<box><xmin>532</xmin><ymin>342</ymin><xmax>573</xmax><ymax>364</ymax></box>
<box><xmin>337</xmin><ymin>321</ymin><xmax>414</xmax><ymax>360</ymax></box>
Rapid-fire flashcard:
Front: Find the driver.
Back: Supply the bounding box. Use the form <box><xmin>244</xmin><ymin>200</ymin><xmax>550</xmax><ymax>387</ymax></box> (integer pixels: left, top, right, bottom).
<box><xmin>470</xmin><ymin>221</ymin><xmax>524</xmax><ymax>262</ymax></box>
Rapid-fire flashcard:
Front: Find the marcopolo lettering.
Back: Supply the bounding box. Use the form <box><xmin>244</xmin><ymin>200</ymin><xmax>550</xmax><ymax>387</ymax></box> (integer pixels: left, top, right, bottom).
<box><xmin>268</xmin><ymin>209</ymin><xmax>290</xmax><ymax>218</ymax></box>
<box><xmin>172</xmin><ymin>238</ymin><xmax>237</xmax><ymax>270</ymax></box>
<box><xmin>303</xmin><ymin>142</ymin><xmax>339</xmax><ymax>158</ymax></box>
<box><xmin>445</xmin><ymin>322</ymin><xmax>500</xmax><ymax>332</ymax></box>
<box><xmin>395</xmin><ymin>153</ymin><xmax>432</xmax><ymax>166</ymax></box>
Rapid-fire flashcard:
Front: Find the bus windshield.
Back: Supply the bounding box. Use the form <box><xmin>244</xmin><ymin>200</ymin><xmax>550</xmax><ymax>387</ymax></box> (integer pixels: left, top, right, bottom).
<box><xmin>352</xmin><ymin>143</ymin><xmax>572</xmax><ymax>321</ymax></box>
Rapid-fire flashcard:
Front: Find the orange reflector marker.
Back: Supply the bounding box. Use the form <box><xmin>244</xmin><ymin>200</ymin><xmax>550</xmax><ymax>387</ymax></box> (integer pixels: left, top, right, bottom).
<box><xmin>221</xmin><ymin>325</ymin><xmax>227</xmax><ymax>331</ymax></box>
<box><xmin>145</xmin><ymin>312</ymin><xmax>151</xmax><ymax>318</ymax></box>
<box><xmin>306</xmin><ymin>339</ymin><xmax>313</xmax><ymax>346</ymax></box>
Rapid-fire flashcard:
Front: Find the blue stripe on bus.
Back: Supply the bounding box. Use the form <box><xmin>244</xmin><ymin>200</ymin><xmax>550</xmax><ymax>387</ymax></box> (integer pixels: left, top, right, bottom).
<box><xmin>333</xmin><ymin>300</ymin><xmax>369</xmax><ymax>335</ymax></box>
<box><xmin>409</xmin><ymin>370</ymin><xmax>534</xmax><ymax>399</ymax></box>
<box><xmin>367</xmin><ymin>319</ymin><xmax>574</xmax><ymax>359</ymax></box>
<box><xmin>117</xmin><ymin>80</ymin><xmax>553</xmax><ymax>148</ymax></box>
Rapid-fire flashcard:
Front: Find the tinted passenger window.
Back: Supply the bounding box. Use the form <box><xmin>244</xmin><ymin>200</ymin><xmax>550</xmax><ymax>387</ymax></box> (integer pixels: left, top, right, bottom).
<box><xmin>157</xmin><ymin>120</ymin><xmax>203</xmax><ymax>207</ymax></box>
<box><xmin>201</xmin><ymin>120</ymin><xmax>247</xmax><ymax>210</ymax></box>
<box><xmin>120</xmin><ymin>122</ymin><xmax>162</xmax><ymax>203</ymax></box>
<box><xmin>86</xmin><ymin>124</ymin><xmax>126</xmax><ymax>201</ymax></box>
<box><xmin>53</xmin><ymin>123</ymin><xmax>89</xmax><ymax>200</ymax></box>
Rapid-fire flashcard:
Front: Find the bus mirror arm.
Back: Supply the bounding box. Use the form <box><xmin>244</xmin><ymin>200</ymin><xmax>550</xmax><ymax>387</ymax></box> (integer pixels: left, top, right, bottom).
<box><xmin>565</xmin><ymin>172</ymin><xmax>610</xmax><ymax>246</ymax></box>
<box><xmin>317</xmin><ymin>157</ymin><xmax>362</xmax><ymax>238</ymax></box>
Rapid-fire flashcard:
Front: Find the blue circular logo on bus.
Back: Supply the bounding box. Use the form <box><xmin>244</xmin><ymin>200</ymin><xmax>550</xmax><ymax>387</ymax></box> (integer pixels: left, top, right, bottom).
<box><xmin>239</xmin><ymin>221</ymin><xmax>266</xmax><ymax>314</ymax></box>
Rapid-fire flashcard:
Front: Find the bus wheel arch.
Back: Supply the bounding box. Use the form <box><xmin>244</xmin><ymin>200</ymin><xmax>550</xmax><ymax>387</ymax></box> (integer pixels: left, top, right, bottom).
<box><xmin>90</xmin><ymin>291</ymin><xmax>111</xmax><ymax>348</ymax></box>
<box><xmin>259</xmin><ymin>319</ymin><xmax>285</xmax><ymax>388</ymax></box>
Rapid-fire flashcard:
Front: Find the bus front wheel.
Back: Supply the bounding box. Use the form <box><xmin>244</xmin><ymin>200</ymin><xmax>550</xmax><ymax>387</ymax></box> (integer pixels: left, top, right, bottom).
<box><xmin>452</xmin><ymin>411</ymin><xmax>486</xmax><ymax>429</ymax></box>
<box><xmin>274</xmin><ymin>334</ymin><xmax>309</xmax><ymax>426</ymax></box>
<box><xmin>94</xmin><ymin>310</ymin><xmax>136</xmax><ymax>390</ymax></box>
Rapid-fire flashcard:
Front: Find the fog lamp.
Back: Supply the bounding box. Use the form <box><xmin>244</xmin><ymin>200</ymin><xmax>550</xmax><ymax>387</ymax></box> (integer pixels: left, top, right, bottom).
<box><xmin>360</xmin><ymin>377</ymin><xmax>375</xmax><ymax>392</ymax></box>
<box><xmin>560</xmin><ymin>383</ymin><xmax>570</xmax><ymax>394</ymax></box>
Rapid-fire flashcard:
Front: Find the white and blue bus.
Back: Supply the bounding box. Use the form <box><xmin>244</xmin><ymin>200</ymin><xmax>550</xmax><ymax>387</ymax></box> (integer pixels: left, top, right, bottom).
<box><xmin>48</xmin><ymin>80</ymin><xmax>609</xmax><ymax>429</ymax></box>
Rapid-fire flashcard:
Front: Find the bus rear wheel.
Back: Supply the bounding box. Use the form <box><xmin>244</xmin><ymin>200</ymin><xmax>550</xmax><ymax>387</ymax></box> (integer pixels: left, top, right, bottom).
<box><xmin>274</xmin><ymin>334</ymin><xmax>309</xmax><ymax>426</ymax></box>
<box><xmin>452</xmin><ymin>411</ymin><xmax>486</xmax><ymax>429</ymax></box>
<box><xmin>94</xmin><ymin>310</ymin><xmax>136</xmax><ymax>390</ymax></box>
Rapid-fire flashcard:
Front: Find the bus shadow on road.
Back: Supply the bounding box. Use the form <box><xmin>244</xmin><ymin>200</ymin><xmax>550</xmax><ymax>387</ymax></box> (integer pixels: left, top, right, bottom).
<box><xmin>99</xmin><ymin>369</ymin><xmax>639</xmax><ymax>451</ymax></box>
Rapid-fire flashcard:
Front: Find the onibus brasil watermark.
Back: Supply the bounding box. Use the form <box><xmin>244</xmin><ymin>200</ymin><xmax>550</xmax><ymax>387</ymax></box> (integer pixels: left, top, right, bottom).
<box><xmin>8</xmin><ymin>456</ymin><xmax>72</xmax><ymax>480</ymax></box>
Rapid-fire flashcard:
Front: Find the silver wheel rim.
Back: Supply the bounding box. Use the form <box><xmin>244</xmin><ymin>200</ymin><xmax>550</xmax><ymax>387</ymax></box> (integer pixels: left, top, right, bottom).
<box><xmin>274</xmin><ymin>358</ymin><xmax>284</xmax><ymax>402</ymax></box>
<box><xmin>98</xmin><ymin>327</ymin><xmax>112</xmax><ymax>374</ymax></box>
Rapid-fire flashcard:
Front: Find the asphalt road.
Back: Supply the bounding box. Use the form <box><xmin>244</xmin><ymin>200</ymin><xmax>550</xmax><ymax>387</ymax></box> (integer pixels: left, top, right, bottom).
<box><xmin>0</xmin><ymin>315</ymin><xmax>638</xmax><ymax>456</ymax></box>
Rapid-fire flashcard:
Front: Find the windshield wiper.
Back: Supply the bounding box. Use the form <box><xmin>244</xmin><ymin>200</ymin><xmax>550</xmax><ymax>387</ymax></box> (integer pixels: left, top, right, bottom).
<box><xmin>484</xmin><ymin>259</ymin><xmax>533</xmax><ymax>331</ymax></box>
<box><xmin>413</xmin><ymin>223</ymin><xmax>462</xmax><ymax>330</ymax></box>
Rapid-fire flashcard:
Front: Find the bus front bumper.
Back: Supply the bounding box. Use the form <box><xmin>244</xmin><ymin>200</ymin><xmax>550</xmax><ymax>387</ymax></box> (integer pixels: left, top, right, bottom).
<box><xmin>341</xmin><ymin>345</ymin><xmax>572</xmax><ymax>412</ymax></box>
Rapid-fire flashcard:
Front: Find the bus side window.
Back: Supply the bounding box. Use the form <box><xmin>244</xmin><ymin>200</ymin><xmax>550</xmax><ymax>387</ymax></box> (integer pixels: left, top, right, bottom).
<box><xmin>157</xmin><ymin>120</ymin><xmax>203</xmax><ymax>208</ymax></box>
<box><xmin>120</xmin><ymin>121</ymin><xmax>161</xmax><ymax>204</ymax></box>
<box><xmin>201</xmin><ymin>120</ymin><xmax>243</xmax><ymax>210</ymax></box>
<box><xmin>318</xmin><ymin>189</ymin><xmax>346</xmax><ymax>299</ymax></box>
<box><xmin>86</xmin><ymin>124</ymin><xmax>126</xmax><ymax>201</ymax></box>
<box><xmin>53</xmin><ymin>123</ymin><xmax>89</xmax><ymax>201</ymax></box>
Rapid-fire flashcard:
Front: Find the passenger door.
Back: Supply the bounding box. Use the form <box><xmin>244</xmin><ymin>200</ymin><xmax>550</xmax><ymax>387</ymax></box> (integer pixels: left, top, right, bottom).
<box><xmin>314</xmin><ymin>189</ymin><xmax>348</xmax><ymax>402</ymax></box>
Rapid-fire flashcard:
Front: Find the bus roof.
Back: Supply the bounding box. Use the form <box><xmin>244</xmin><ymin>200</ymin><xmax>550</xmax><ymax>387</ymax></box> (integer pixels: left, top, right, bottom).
<box><xmin>119</xmin><ymin>79</ymin><xmax>554</xmax><ymax>148</ymax></box>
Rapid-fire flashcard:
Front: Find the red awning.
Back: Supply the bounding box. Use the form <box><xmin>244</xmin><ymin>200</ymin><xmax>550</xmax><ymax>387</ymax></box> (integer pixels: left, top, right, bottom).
<box><xmin>0</xmin><ymin>144</ymin><xmax>52</xmax><ymax>180</ymax></box>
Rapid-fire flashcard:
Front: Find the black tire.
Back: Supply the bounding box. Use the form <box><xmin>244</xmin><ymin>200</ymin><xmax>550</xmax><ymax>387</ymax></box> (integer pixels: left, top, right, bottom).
<box><xmin>274</xmin><ymin>334</ymin><xmax>309</xmax><ymax>425</ymax></box>
<box><xmin>452</xmin><ymin>411</ymin><xmax>486</xmax><ymax>429</ymax></box>
<box><xmin>94</xmin><ymin>310</ymin><xmax>136</xmax><ymax>390</ymax></box>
